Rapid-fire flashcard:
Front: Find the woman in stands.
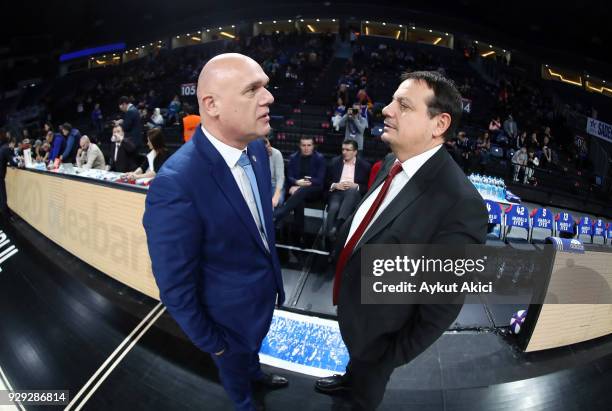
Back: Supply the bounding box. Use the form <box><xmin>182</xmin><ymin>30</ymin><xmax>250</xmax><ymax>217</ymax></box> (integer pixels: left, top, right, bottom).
<box><xmin>541</xmin><ymin>136</ymin><xmax>552</xmax><ymax>168</ymax></box>
<box><xmin>123</xmin><ymin>128</ymin><xmax>168</xmax><ymax>181</ymax></box>
<box><xmin>516</xmin><ymin>131</ymin><xmax>527</xmax><ymax>150</ymax></box>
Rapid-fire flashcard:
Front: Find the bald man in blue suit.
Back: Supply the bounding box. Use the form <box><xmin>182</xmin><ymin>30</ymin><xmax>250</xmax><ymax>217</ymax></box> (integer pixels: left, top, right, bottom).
<box><xmin>143</xmin><ymin>53</ymin><xmax>287</xmax><ymax>411</ymax></box>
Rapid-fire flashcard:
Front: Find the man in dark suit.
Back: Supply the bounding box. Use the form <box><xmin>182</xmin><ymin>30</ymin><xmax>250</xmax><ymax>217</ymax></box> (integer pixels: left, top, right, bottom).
<box><xmin>315</xmin><ymin>71</ymin><xmax>488</xmax><ymax>410</ymax></box>
<box><xmin>273</xmin><ymin>136</ymin><xmax>326</xmax><ymax>230</ymax></box>
<box><xmin>107</xmin><ymin>124</ymin><xmax>138</xmax><ymax>173</ymax></box>
<box><xmin>324</xmin><ymin>139</ymin><xmax>371</xmax><ymax>239</ymax></box>
<box><xmin>143</xmin><ymin>53</ymin><xmax>286</xmax><ymax>411</ymax></box>
<box><xmin>117</xmin><ymin>96</ymin><xmax>143</xmax><ymax>150</ymax></box>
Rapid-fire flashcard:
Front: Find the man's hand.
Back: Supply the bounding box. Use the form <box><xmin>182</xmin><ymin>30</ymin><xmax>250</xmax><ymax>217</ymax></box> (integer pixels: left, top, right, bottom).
<box><xmin>296</xmin><ymin>179</ymin><xmax>312</xmax><ymax>187</ymax></box>
<box><xmin>288</xmin><ymin>185</ymin><xmax>300</xmax><ymax>196</ymax></box>
<box><xmin>272</xmin><ymin>192</ymin><xmax>280</xmax><ymax>207</ymax></box>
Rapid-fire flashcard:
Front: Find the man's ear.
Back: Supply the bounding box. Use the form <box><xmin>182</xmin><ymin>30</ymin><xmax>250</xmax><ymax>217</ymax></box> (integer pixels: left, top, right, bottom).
<box><xmin>201</xmin><ymin>94</ymin><xmax>219</xmax><ymax>117</ymax></box>
<box><xmin>432</xmin><ymin>113</ymin><xmax>451</xmax><ymax>139</ymax></box>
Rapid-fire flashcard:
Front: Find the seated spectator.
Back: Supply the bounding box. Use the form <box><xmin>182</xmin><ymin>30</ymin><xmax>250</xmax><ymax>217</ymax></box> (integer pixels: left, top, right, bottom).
<box><xmin>263</xmin><ymin>138</ymin><xmax>285</xmax><ymax>208</ymax></box>
<box><xmin>541</xmin><ymin>137</ymin><xmax>552</xmax><ymax>168</ymax></box>
<box><xmin>516</xmin><ymin>131</ymin><xmax>527</xmax><ymax>150</ymax></box>
<box><xmin>108</xmin><ymin>124</ymin><xmax>138</xmax><ymax>173</ymax></box>
<box><xmin>339</xmin><ymin>104</ymin><xmax>368</xmax><ymax>151</ymax></box>
<box><xmin>33</xmin><ymin>140</ymin><xmax>44</xmax><ymax>161</ymax></box>
<box><xmin>147</xmin><ymin>108</ymin><xmax>165</xmax><ymax>129</ymax></box>
<box><xmin>456</xmin><ymin>131</ymin><xmax>471</xmax><ymax>172</ymax></box>
<box><xmin>124</xmin><ymin>129</ymin><xmax>168</xmax><ymax>180</ymax></box>
<box><xmin>324</xmin><ymin>140</ymin><xmax>371</xmax><ymax>239</ymax></box>
<box><xmin>273</xmin><ymin>136</ymin><xmax>325</xmax><ymax>230</ymax></box>
<box><xmin>182</xmin><ymin>104</ymin><xmax>201</xmax><ymax>143</ymax></box>
<box><xmin>58</xmin><ymin>123</ymin><xmax>81</xmax><ymax>164</ymax></box>
<box><xmin>512</xmin><ymin>146</ymin><xmax>529</xmax><ymax>182</ymax></box>
<box><xmin>488</xmin><ymin>116</ymin><xmax>501</xmax><ymax>137</ymax></box>
<box><xmin>76</xmin><ymin>135</ymin><xmax>106</xmax><ymax>170</ymax></box>
<box><xmin>167</xmin><ymin>95</ymin><xmax>182</xmax><ymax>125</ymax></box>
<box><xmin>331</xmin><ymin>98</ymin><xmax>347</xmax><ymax>131</ymax></box>
<box><xmin>475</xmin><ymin>131</ymin><xmax>491</xmax><ymax>170</ymax></box>
<box><xmin>524</xmin><ymin>151</ymin><xmax>539</xmax><ymax>184</ymax></box>
<box><xmin>528</xmin><ymin>132</ymin><xmax>540</xmax><ymax>151</ymax></box>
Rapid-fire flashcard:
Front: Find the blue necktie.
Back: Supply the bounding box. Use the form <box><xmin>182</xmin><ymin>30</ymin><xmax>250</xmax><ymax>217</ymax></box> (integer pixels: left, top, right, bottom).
<box><xmin>237</xmin><ymin>151</ymin><xmax>268</xmax><ymax>240</ymax></box>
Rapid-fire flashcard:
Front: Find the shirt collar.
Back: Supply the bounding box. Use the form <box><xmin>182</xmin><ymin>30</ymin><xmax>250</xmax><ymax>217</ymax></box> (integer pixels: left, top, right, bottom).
<box><xmin>201</xmin><ymin>125</ymin><xmax>246</xmax><ymax>168</ymax></box>
<box><xmin>343</xmin><ymin>157</ymin><xmax>356</xmax><ymax>165</ymax></box>
<box><xmin>399</xmin><ymin>144</ymin><xmax>442</xmax><ymax>180</ymax></box>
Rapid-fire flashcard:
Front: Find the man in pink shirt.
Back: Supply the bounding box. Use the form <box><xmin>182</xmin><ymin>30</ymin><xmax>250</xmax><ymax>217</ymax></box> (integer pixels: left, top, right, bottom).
<box><xmin>325</xmin><ymin>139</ymin><xmax>371</xmax><ymax>240</ymax></box>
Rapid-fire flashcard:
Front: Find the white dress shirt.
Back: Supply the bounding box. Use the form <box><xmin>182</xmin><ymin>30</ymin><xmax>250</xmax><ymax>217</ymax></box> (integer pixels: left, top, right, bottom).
<box><xmin>202</xmin><ymin>125</ymin><xmax>269</xmax><ymax>251</ymax></box>
<box><xmin>346</xmin><ymin>144</ymin><xmax>442</xmax><ymax>246</ymax></box>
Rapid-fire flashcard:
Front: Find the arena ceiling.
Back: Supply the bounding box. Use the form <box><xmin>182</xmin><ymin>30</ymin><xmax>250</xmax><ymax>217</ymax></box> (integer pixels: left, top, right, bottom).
<box><xmin>1</xmin><ymin>1</ymin><xmax>609</xmax><ymax>72</ymax></box>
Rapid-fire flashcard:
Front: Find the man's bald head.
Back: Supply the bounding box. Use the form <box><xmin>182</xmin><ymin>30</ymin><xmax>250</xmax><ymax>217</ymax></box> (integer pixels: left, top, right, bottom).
<box><xmin>80</xmin><ymin>135</ymin><xmax>91</xmax><ymax>150</ymax></box>
<box><xmin>195</xmin><ymin>52</ymin><xmax>274</xmax><ymax>149</ymax></box>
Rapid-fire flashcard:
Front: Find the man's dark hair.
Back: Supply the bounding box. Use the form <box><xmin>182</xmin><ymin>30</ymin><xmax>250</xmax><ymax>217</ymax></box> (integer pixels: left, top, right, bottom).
<box><xmin>300</xmin><ymin>136</ymin><xmax>314</xmax><ymax>144</ymax></box>
<box><xmin>118</xmin><ymin>96</ymin><xmax>130</xmax><ymax>105</ymax></box>
<box><xmin>60</xmin><ymin>122</ymin><xmax>72</xmax><ymax>132</ymax></box>
<box><xmin>0</xmin><ymin>130</ymin><xmax>8</xmax><ymax>145</ymax></box>
<box><xmin>342</xmin><ymin>139</ymin><xmax>358</xmax><ymax>151</ymax></box>
<box><xmin>400</xmin><ymin>71</ymin><xmax>463</xmax><ymax>141</ymax></box>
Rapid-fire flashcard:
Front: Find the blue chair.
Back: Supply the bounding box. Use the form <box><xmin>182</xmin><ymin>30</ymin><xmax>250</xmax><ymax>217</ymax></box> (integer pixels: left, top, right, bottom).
<box><xmin>529</xmin><ymin>207</ymin><xmax>554</xmax><ymax>243</ymax></box>
<box><xmin>593</xmin><ymin>219</ymin><xmax>606</xmax><ymax>245</ymax></box>
<box><xmin>504</xmin><ymin>204</ymin><xmax>531</xmax><ymax>243</ymax></box>
<box><xmin>484</xmin><ymin>200</ymin><xmax>504</xmax><ymax>246</ymax></box>
<box><xmin>577</xmin><ymin>216</ymin><xmax>594</xmax><ymax>244</ymax></box>
<box><xmin>555</xmin><ymin>212</ymin><xmax>576</xmax><ymax>238</ymax></box>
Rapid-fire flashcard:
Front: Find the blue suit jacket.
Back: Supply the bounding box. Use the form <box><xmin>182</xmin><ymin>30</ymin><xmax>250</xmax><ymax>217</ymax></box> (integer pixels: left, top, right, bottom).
<box><xmin>143</xmin><ymin>126</ymin><xmax>284</xmax><ymax>355</ymax></box>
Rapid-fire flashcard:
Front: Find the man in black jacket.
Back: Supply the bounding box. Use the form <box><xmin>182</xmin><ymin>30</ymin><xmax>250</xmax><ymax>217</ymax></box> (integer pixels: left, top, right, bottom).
<box><xmin>0</xmin><ymin>131</ymin><xmax>17</xmax><ymax>220</ymax></box>
<box><xmin>324</xmin><ymin>139</ymin><xmax>371</xmax><ymax>239</ymax></box>
<box><xmin>108</xmin><ymin>124</ymin><xmax>138</xmax><ymax>173</ymax></box>
<box><xmin>315</xmin><ymin>71</ymin><xmax>488</xmax><ymax>410</ymax></box>
<box><xmin>116</xmin><ymin>96</ymin><xmax>143</xmax><ymax>151</ymax></box>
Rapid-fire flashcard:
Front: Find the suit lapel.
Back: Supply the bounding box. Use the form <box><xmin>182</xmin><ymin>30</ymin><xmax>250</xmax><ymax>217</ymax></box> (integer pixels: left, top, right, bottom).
<box><xmin>194</xmin><ymin>129</ymin><xmax>270</xmax><ymax>255</ymax></box>
<box><xmin>352</xmin><ymin>147</ymin><xmax>449</xmax><ymax>254</ymax></box>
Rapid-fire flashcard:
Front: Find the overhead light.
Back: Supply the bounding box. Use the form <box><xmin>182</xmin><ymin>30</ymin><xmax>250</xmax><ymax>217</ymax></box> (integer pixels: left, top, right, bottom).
<box><xmin>547</xmin><ymin>68</ymin><xmax>582</xmax><ymax>86</ymax></box>
<box><xmin>332</xmin><ymin>19</ymin><xmax>336</xmax><ymax>22</ymax></box>
<box><xmin>149</xmin><ymin>43</ymin><xmax>153</xmax><ymax>46</ymax></box>
<box><xmin>218</xmin><ymin>27</ymin><xmax>222</xmax><ymax>30</ymax></box>
<box><xmin>187</xmin><ymin>33</ymin><xmax>190</xmax><ymax>36</ymax></box>
<box><xmin>220</xmin><ymin>31</ymin><xmax>236</xmax><ymax>39</ymax></box>
<box><xmin>489</xmin><ymin>44</ymin><xmax>493</xmax><ymax>48</ymax></box>
<box><xmin>259</xmin><ymin>21</ymin><xmax>262</xmax><ymax>24</ymax></box>
<box><xmin>395</xmin><ymin>30</ymin><xmax>401</xmax><ymax>40</ymax></box>
<box><xmin>411</xmin><ymin>26</ymin><xmax>415</xmax><ymax>29</ymax></box>
<box><xmin>445</xmin><ymin>32</ymin><xmax>449</xmax><ymax>35</ymax></box>
<box><xmin>207</xmin><ymin>29</ymin><xmax>210</xmax><ymax>32</ymax></box>
<box><xmin>382</xmin><ymin>22</ymin><xmax>386</xmax><ymax>26</ymax></box>
<box><xmin>231</xmin><ymin>25</ymin><xmax>235</xmax><ymax>28</ymax></box>
<box><xmin>399</xmin><ymin>24</ymin><xmax>402</xmax><ymax>27</ymax></box>
<box><xmin>604</xmin><ymin>80</ymin><xmax>607</xmax><ymax>83</ymax></box>
<box><xmin>433</xmin><ymin>37</ymin><xmax>442</xmax><ymax>45</ymax></box>
<box><xmin>503</xmin><ymin>49</ymin><xmax>506</xmax><ymax>52</ymax></box>
<box><xmin>365</xmin><ymin>26</ymin><xmax>369</xmax><ymax>35</ymax></box>
<box><xmin>365</xmin><ymin>20</ymin><xmax>369</xmax><ymax>23</ymax></box>
<box><xmin>276</xmin><ymin>30</ymin><xmax>280</xmax><ymax>34</ymax></box>
<box><xmin>273</xmin><ymin>20</ymin><xmax>276</xmax><ymax>24</ymax></box>
<box><xmin>288</xmin><ymin>19</ymin><xmax>292</xmax><ymax>23</ymax></box>
<box><xmin>307</xmin><ymin>24</ymin><xmax>315</xmax><ymax>33</ymax></box>
<box><xmin>474</xmin><ymin>40</ymin><xmax>479</xmax><ymax>44</ymax></box>
<box><xmin>300</xmin><ymin>19</ymin><xmax>304</xmax><ymax>22</ymax></box>
<box><xmin>191</xmin><ymin>36</ymin><xmax>201</xmax><ymax>41</ymax></box>
<box><xmin>158</xmin><ymin>40</ymin><xmax>162</xmax><ymax>43</ymax></box>
<box><xmin>316</xmin><ymin>19</ymin><xmax>320</xmax><ymax>22</ymax></box>
<box><xmin>176</xmin><ymin>36</ymin><xmax>180</xmax><ymax>39</ymax></box>
<box><xmin>428</xmin><ymin>29</ymin><xmax>432</xmax><ymax>32</ymax></box>
<box><xmin>113</xmin><ymin>56</ymin><xmax>120</xmax><ymax>60</ymax></box>
<box><xmin>545</xmin><ymin>64</ymin><xmax>548</xmax><ymax>67</ymax></box>
<box><xmin>481</xmin><ymin>51</ymin><xmax>495</xmax><ymax>57</ymax></box>
<box><xmin>586</xmin><ymin>74</ymin><xmax>590</xmax><ymax>78</ymax></box>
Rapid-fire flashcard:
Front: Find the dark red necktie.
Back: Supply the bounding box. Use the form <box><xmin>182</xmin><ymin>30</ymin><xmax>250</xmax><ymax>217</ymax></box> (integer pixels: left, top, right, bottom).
<box><xmin>332</xmin><ymin>161</ymin><xmax>404</xmax><ymax>305</ymax></box>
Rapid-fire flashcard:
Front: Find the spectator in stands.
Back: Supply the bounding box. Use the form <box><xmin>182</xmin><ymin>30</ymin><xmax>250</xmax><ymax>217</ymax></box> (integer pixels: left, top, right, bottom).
<box><xmin>503</xmin><ymin>114</ymin><xmax>518</xmax><ymax>141</ymax></box>
<box><xmin>21</xmin><ymin>128</ymin><xmax>31</xmax><ymax>142</ymax></box>
<box><xmin>147</xmin><ymin>108</ymin><xmax>165</xmax><ymax>129</ymax></box>
<box><xmin>47</xmin><ymin>130</ymin><xmax>65</xmax><ymax>163</ymax></box>
<box><xmin>58</xmin><ymin>123</ymin><xmax>81</xmax><ymax>164</ymax></box>
<box><xmin>456</xmin><ymin>131</ymin><xmax>471</xmax><ymax>172</ymax></box>
<box><xmin>108</xmin><ymin>124</ymin><xmax>138</xmax><ymax>173</ymax></box>
<box><xmin>528</xmin><ymin>132</ymin><xmax>540</xmax><ymax>151</ymax></box>
<box><xmin>124</xmin><ymin>129</ymin><xmax>168</xmax><ymax>180</ymax></box>
<box><xmin>167</xmin><ymin>95</ymin><xmax>182</xmax><ymax>125</ymax></box>
<box><xmin>0</xmin><ymin>130</ymin><xmax>18</xmax><ymax>220</ymax></box>
<box><xmin>541</xmin><ymin>136</ymin><xmax>552</xmax><ymax>168</ymax></box>
<box><xmin>488</xmin><ymin>115</ymin><xmax>501</xmax><ymax>137</ymax></box>
<box><xmin>332</xmin><ymin>98</ymin><xmax>347</xmax><ymax>131</ymax></box>
<box><xmin>339</xmin><ymin>104</ymin><xmax>368</xmax><ymax>151</ymax></box>
<box><xmin>524</xmin><ymin>150</ymin><xmax>539</xmax><ymax>184</ymax></box>
<box><xmin>324</xmin><ymin>139</ymin><xmax>371</xmax><ymax>239</ymax></box>
<box><xmin>263</xmin><ymin>138</ymin><xmax>285</xmax><ymax>208</ymax></box>
<box><xmin>116</xmin><ymin>96</ymin><xmax>143</xmax><ymax>150</ymax></box>
<box><xmin>475</xmin><ymin>131</ymin><xmax>491</xmax><ymax>170</ymax></box>
<box><xmin>33</xmin><ymin>140</ymin><xmax>43</xmax><ymax>161</ymax></box>
<box><xmin>516</xmin><ymin>131</ymin><xmax>527</xmax><ymax>150</ymax></box>
<box><xmin>91</xmin><ymin>103</ymin><xmax>103</xmax><ymax>135</ymax></box>
<box><xmin>512</xmin><ymin>146</ymin><xmax>529</xmax><ymax>182</ymax></box>
<box><xmin>273</xmin><ymin>136</ymin><xmax>325</xmax><ymax>230</ymax></box>
<box><xmin>356</xmin><ymin>89</ymin><xmax>373</xmax><ymax>125</ymax></box>
<box><xmin>76</xmin><ymin>135</ymin><xmax>106</xmax><ymax>170</ymax></box>
<box><xmin>182</xmin><ymin>104</ymin><xmax>201</xmax><ymax>143</ymax></box>
<box><xmin>335</xmin><ymin>83</ymin><xmax>349</xmax><ymax>106</ymax></box>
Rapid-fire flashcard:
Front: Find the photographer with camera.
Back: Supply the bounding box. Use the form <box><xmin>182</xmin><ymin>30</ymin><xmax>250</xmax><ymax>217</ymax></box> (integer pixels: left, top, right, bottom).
<box><xmin>339</xmin><ymin>103</ymin><xmax>368</xmax><ymax>151</ymax></box>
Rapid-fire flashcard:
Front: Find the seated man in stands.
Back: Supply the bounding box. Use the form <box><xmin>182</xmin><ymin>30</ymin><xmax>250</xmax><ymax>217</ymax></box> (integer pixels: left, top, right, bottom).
<box><xmin>273</xmin><ymin>136</ymin><xmax>325</xmax><ymax>230</ymax></box>
<box><xmin>76</xmin><ymin>135</ymin><xmax>106</xmax><ymax>170</ymax></box>
<box><xmin>324</xmin><ymin>139</ymin><xmax>371</xmax><ymax>240</ymax></box>
<box><xmin>108</xmin><ymin>124</ymin><xmax>138</xmax><ymax>173</ymax></box>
